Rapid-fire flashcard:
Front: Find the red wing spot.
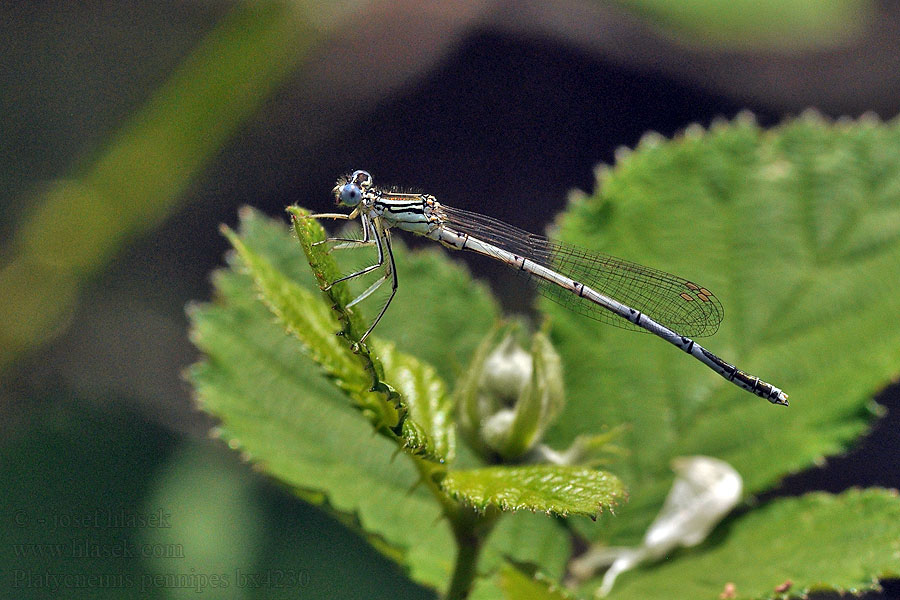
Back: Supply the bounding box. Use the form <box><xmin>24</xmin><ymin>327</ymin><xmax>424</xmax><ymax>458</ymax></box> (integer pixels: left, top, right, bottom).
<box><xmin>696</xmin><ymin>293</ymin><xmax>710</xmax><ymax>302</ymax></box>
<box><xmin>680</xmin><ymin>293</ymin><xmax>695</xmax><ymax>301</ymax></box>
<box><xmin>685</xmin><ymin>282</ymin><xmax>700</xmax><ymax>290</ymax></box>
<box><xmin>699</xmin><ymin>287</ymin><xmax>713</xmax><ymax>296</ymax></box>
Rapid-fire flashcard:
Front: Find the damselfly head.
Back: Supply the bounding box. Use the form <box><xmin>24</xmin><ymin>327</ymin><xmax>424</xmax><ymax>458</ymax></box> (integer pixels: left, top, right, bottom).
<box><xmin>333</xmin><ymin>169</ymin><xmax>373</xmax><ymax>207</ymax></box>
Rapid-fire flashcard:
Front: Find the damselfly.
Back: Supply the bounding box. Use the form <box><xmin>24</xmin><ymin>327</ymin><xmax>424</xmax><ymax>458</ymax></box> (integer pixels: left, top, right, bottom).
<box><xmin>306</xmin><ymin>170</ymin><xmax>788</xmax><ymax>406</ymax></box>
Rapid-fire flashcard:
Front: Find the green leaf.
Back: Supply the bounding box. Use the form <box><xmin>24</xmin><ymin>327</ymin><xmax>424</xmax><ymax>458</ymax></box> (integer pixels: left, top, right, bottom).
<box><xmin>189</xmin><ymin>207</ymin><xmax>520</xmax><ymax>591</ymax></box>
<box><xmin>222</xmin><ymin>223</ymin><xmax>409</xmax><ymax>438</ymax></box>
<box><xmin>600</xmin><ymin>488</ymin><xmax>900</xmax><ymax>599</ymax></box>
<box><xmin>374</xmin><ymin>339</ymin><xmax>456</xmax><ymax>463</ymax></box>
<box><xmin>441</xmin><ymin>465</ymin><xmax>624</xmax><ymax>518</ymax></box>
<box><xmin>545</xmin><ymin>114</ymin><xmax>900</xmax><ymax>543</ymax></box>
<box><xmin>190</xmin><ymin>212</ymin><xmax>455</xmax><ymax>587</ymax></box>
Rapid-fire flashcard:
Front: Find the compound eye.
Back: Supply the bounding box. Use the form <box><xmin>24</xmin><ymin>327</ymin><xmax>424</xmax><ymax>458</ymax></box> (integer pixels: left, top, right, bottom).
<box><xmin>339</xmin><ymin>183</ymin><xmax>362</xmax><ymax>206</ymax></box>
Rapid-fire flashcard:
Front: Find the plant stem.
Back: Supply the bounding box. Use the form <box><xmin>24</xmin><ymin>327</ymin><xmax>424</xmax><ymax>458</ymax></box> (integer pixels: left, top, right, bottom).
<box><xmin>413</xmin><ymin>458</ymin><xmax>499</xmax><ymax>600</ymax></box>
<box><xmin>444</xmin><ymin>513</ymin><xmax>488</xmax><ymax>600</ymax></box>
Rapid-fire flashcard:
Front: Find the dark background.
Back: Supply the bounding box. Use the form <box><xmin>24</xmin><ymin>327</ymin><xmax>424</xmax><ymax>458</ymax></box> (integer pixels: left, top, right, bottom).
<box><xmin>2</xmin><ymin>2</ymin><xmax>899</xmax><ymax>598</ymax></box>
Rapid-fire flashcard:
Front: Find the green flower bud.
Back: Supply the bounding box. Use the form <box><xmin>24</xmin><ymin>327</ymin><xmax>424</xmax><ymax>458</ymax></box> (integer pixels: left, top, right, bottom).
<box><xmin>457</xmin><ymin>324</ymin><xmax>564</xmax><ymax>461</ymax></box>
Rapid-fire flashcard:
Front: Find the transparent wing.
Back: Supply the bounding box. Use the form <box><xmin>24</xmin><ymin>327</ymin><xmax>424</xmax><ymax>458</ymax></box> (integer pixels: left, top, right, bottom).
<box><xmin>439</xmin><ymin>204</ymin><xmax>723</xmax><ymax>337</ymax></box>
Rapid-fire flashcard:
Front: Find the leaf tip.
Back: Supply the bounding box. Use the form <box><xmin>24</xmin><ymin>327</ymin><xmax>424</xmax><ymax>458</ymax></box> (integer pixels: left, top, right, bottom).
<box><xmin>857</xmin><ymin>110</ymin><xmax>882</xmax><ymax>126</ymax></box>
<box><xmin>285</xmin><ymin>204</ymin><xmax>307</xmax><ymax>220</ymax></box>
<box><xmin>683</xmin><ymin>122</ymin><xmax>706</xmax><ymax>139</ymax></box>
<box><xmin>734</xmin><ymin>109</ymin><xmax>758</xmax><ymax>126</ymax></box>
<box><xmin>613</xmin><ymin>144</ymin><xmax>633</xmax><ymax>163</ymax></box>
<box><xmin>236</xmin><ymin>204</ymin><xmax>255</xmax><ymax>222</ymax></box>
<box><xmin>636</xmin><ymin>130</ymin><xmax>664</xmax><ymax>150</ymax></box>
<box><xmin>799</xmin><ymin>107</ymin><xmax>827</xmax><ymax>124</ymax></box>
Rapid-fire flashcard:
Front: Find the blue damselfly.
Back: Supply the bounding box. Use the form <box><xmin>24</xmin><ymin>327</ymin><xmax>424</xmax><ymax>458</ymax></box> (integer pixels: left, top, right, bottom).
<box><xmin>306</xmin><ymin>170</ymin><xmax>788</xmax><ymax>405</ymax></box>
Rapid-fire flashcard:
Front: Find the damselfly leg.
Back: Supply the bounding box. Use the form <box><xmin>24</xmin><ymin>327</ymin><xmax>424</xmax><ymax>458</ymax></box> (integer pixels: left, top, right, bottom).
<box><xmin>305</xmin><ymin>210</ymin><xmax>398</xmax><ymax>341</ymax></box>
<box><xmin>313</xmin><ymin>214</ymin><xmax>375</xmax><ymax>251</ymax></box>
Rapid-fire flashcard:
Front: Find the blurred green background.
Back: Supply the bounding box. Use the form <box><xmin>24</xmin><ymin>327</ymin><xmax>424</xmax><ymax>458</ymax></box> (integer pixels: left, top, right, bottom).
<box><xmin>2</xmin><ymin>1</ymin><xmax>899</xmax><ymax>598</ymax></box>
